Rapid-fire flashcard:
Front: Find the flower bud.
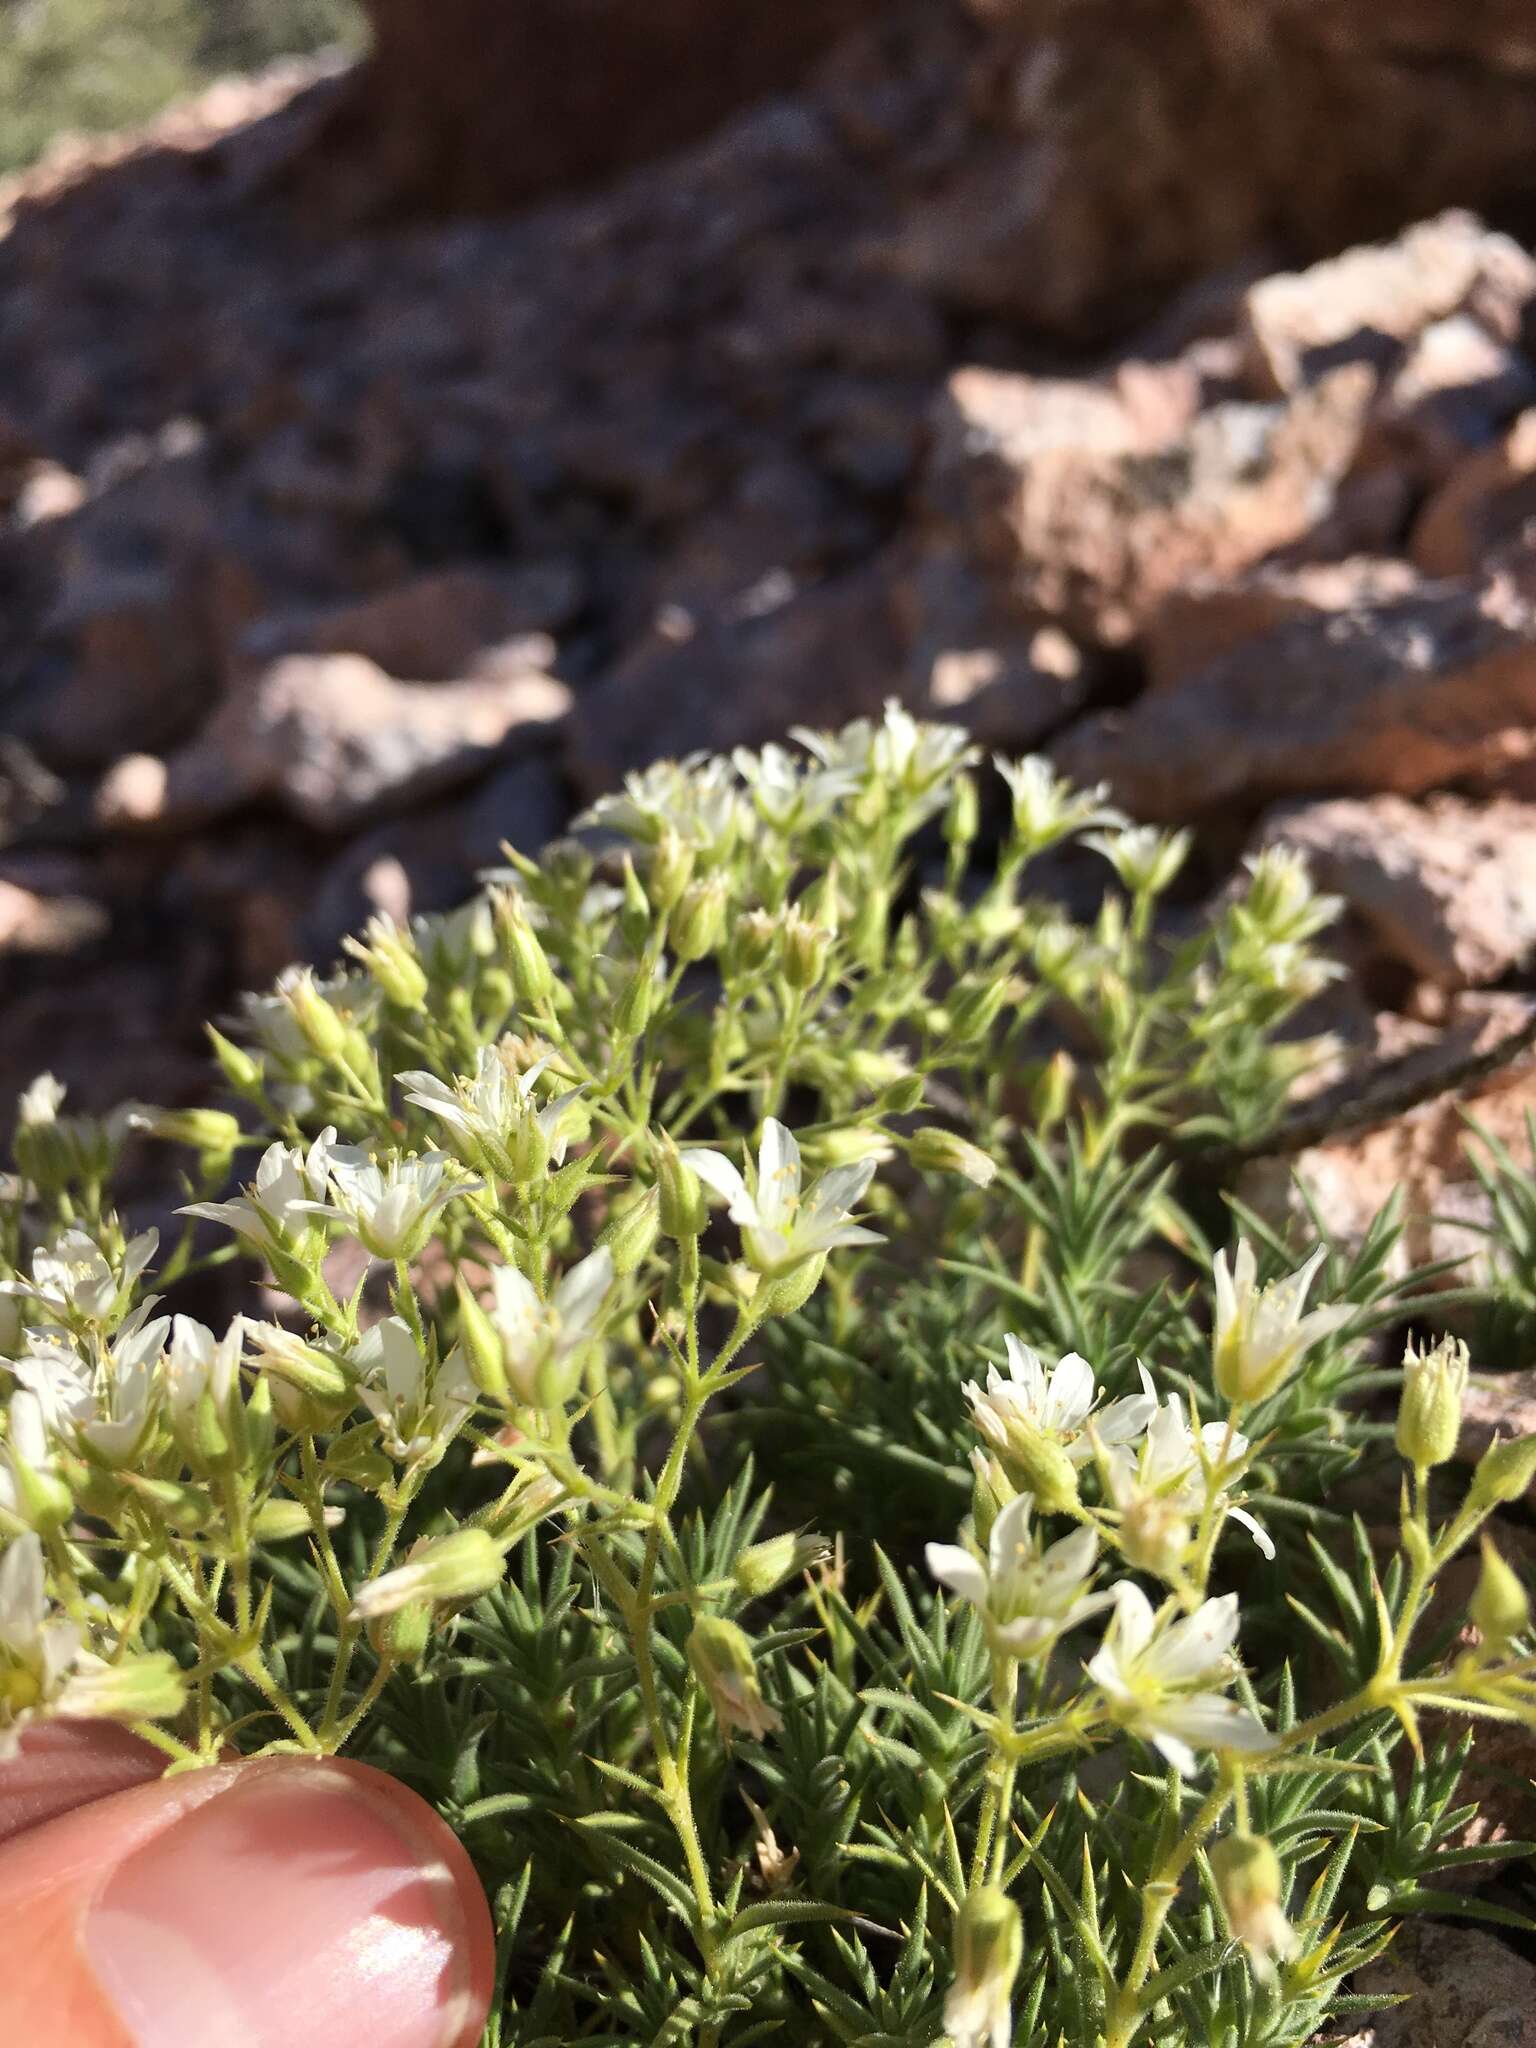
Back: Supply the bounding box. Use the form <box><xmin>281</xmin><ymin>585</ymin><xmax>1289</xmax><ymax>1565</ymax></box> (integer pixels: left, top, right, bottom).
<box><xmin>1470</xmin><ymin>1431</ymin><xmax>1536</xmax><ymax>1509</ymax></box>
<box><xmin>654</xmin><ymin>1131</ymin><xmax>708</xmax><ymax>1239</ymax></box>
<box><xmin>367</xmin><ymin>1595</ymin><xmax>434</xmax><ymax>1666</ymax></box>
<box><xmin>648</xmin><ymin>827</ymin><xmax>695</xmax><ymax>915</ymax></box>
<box><xmin>252</xmin><ymin>1498</ymin><xmax>328</xmax><ymax>1543</ymax></box>
<box><xmin>350</xmin><ymin>1527</ymin><xmax>505</xmax><ymax>1620</ymax></box>
<box><xmin>908</xmin><ymin>1126</ymin><xmax>997</xmax><ymax>1189</ymax></box>
<box><xmin>496</xmin><ymin>896</ymin><xmax>555</xmax><ymax>1010</ymax></box>
<box><xmin>946</xmin><ymin>1886</ymin><xmax>1023</xmax><ymax>2048</ymax></box>
<box><xmin>58</xmin><ymin>1651</ymin><xmax>186</xmax><ymax>1728</ymax></box>
<box><xmin>754</xmin><ymin>1253</ymin><xmax>826</xmax><ymax>1321</ymax></box>
<box><xmin>1395</xmin><ymin>1336</ymin><xmax>1468</xmax><ymax>1470</ymax></box>
<box><xmin>454</xmin><ymin>1277</ymin><xmax>509</xmax><ymax>1404</ymax></box>
<box><xmin>670</xmin><ymin>876</ymin><xmax>728</xmax><ymax>963</ymax></box>
<box><xmin>687</xmin><ymin>1616</ymin><xmax>782</xmax><ymax>1743</ymax></box>
<box><xmin>4</xmin><ymin>1450</ymin><xmax>73</xmax><ymax>1535</ymax></box>
<box><xmin>998</xmin><ymin>1424</ymin><xmax>1080</xmax><ymax>1517</ymax></box>
<box><xmin>780</xmin><ymin>908</ymin><xmax>830</xmax><ymax>991</ymax></box>
<box><xmin>345</xmin><ymin>916</ymin><xmax>430</xmax><ymax>1010</ymax></box>
<box><xmin>129</xmin><ymin>1106</ymin><xmax>243</xmax><ymax>1163</ymax></box>
<box><xmin>1210</xmin><ymin>1832</ymin><xmax>1297</xmax><ymax>1981</ymax></box>
<box><xmin>945</xmin><ymin>773</ymin><xmax>979</xmax><ymax>855</ymax></box>
<box><xmin>1118</xmin><ymin>1494</ymin><xmax>1192</xmax><ymax>1581</ymax></box>
<box><xmin>729</xmin><ymin>909</ymin><xmax>778</xmax><ymax>976</ymax></box>
<box><xmin>249</xmin><ymin>1328</ymin><xmax>352</xmax><ymax>1403</ymax></box>
<box><xmin>1471</xmin><ymin>1537</ymin><xmax>1530</xmax><ymax>1654</ymax></box>
<box><xmin>614</xmin><ymin>964</ymin><xmax>656</xmax><ymax>1039</ymax></box>
<box><xmin>619</xmin><ymin>855</ymin><xmax>651</xmax><ymax>950</ymax></box>
<box><xmin>734</xmin><ymin>1532</ymin><xmax>828</xmax><ymax>1602</ymax></box>
<box><xmin>970</xmin><ymin>1451</ymin><xmax>1017</xmax><ymax>1550</ymax></box>
<box><xmin>283</xmin><ymin>971</ymin><xmax>350</xmax><ymax>1061</ymax></box>
<box><xmin>1033</xmin><ymin>1050</ymin><xmax>1076</xmax><ymax>1133</ymax></box>
<box><xmin>599</xmin><ymin>1187</ymin><xmax>661</xmax><ymax>1277</ymax></box>
<box><xmin>884</xmin><ymin>1073</ymin><xmax>928</xmax><ymax>1117</ymax></box>
<box><xmin>207</xmin><ymin>1026</ymin><xmax>264</xmax><ymax>1094</ymax></box>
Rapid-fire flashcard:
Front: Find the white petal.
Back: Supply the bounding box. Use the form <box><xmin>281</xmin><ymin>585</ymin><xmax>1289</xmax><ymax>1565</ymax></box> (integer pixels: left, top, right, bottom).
<box><xmin>0</xmin><ymin>1533</ymin><xmax>45</xmax><ymax>1650</ymax></box>
<box><xmin>1148</xmin><ymin>1729</ymin><xmax>1200</xmax><ymax>1777</ymax></box>
<box><xmin>1108</xmin><ymin>1580</ymin><xmax>1156</xmax><ymax>1661</ymax></box>
<box><xmin>1044</xmin><ymin>1352</ymin><xmax>1096</xmax><ymax>1431</ymax></box>
<box><xmin>1227</xmin><ymin>1505</ymin><xmax>1276</xmax><ymax>1560</ymax></box>
<box><xmin>987</xmin><ymin>1493</ymin><xmax>1036</xmax><ymax>1580</ymax></box>
<box><xmin>555</xmin><ymin>1247</ymin><xmax>613</xmax><ymax>1341</ymax></box>
<box><xmin>1001</xmin><ymin>1335</ymin><xmax>1046</xmax><ymax>1411</ymax></box>
<box><xmin>925</xmin><ymin>1543</ymin><xmax>989</xmax><ymax>1611</ymax></box>
<box><xmin>1156</xmin><ymin>1693</ymin><xmax>1274</xmax><ymax>1755</ymax></box>
<box><xmin>1146</xmin><ymin>1592</ymin><xmax>1240</xmax><ymax>1684</ymax></box>
<box><xmin>755</xmin><ymin>1120</ymin><xmax>801</xmax><ymax>1232</ymax></box>
<box><xmin>680</xmin><ymin>1148</ymin><xmax>754</xmax><ymax>1223</ymax></box>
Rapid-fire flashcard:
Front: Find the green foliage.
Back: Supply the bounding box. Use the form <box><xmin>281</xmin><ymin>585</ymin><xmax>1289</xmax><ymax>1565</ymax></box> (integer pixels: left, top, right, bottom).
<box><xmin>0</xmin><ymin>0</ymin><xmax>364</xmax><ymax>177</ymax></box>
<box><xmin>2</xmin><ymin>706</ymin><xmax>1534</xmax><ymax>2047</ymax></box>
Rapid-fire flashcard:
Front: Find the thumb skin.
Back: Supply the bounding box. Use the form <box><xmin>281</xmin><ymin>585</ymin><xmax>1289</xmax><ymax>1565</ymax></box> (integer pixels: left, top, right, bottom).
<box><xmin>0</xmin><ymin>1745</ymin><xmax>494</xmax><ymax>2048</ymax></box>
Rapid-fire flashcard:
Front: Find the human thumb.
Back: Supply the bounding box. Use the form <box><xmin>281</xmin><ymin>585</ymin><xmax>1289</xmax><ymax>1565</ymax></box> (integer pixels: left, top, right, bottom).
<box><xmin>0</xmin><ymin>1744</ymin><xmax>493</xmax><ymax>2048</ymax></box>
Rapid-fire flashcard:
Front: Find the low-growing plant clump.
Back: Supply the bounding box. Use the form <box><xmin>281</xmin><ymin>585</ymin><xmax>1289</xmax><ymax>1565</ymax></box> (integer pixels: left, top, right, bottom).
<box><xmin>2</xmin><ymin>706</ymin><xmax>1533</xmax><ymax>2046</ymax></box>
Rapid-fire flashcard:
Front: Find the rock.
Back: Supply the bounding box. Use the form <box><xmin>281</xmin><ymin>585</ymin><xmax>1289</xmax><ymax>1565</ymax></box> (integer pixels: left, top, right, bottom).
<box><xmin>890</xmin><ymin>6</ymin><xmax>1536</xmax><ymax>339</ymax></box>
<box><xmin>1260</xmin><ymin>793</ymin><xmax>1536</xmax><ymax>989</ymax></box>
<box><xmin>1368</xmin><ymin>314</ymin><xmax>1536</xmax><ymax>489</ymax></box>
<box><xmin>1236</xmin><ymin>996</ymin><xmax>1536</xmax><ymax>1281</ymax></box>
<box><xmin>244</xmin><ymin>561</ymin><xmax>585</xmax><ymax>679</ymax></box>
<box><xmin>1145</xmin><ymin>559</ymin><xmax>1418</xmax><ymax>694</ymax></box>
<box><xmin>1054</xmin><ymin>572</ymin><xmax>1536</xmax><ymax>819</ymax></box>
<box><xmin>1354</xmin><ymin>1920</ymin><xmax>1536</xmax><ymax>2047</ymax></box>
<box><xmin>0</xmin><ymin>878</ymin><xmax>106</xmax><ymax>953</ymax></box>
<box><xmin>98</xmin><ymin>652</ymin><xmax>571</xmax><ymax>833</ymax></box>
<box><xmin>1239</xmin><ymin>212</ymin><xmax>1536</xmax><ymax>398</ymax></box>
<box><xmin>568</xmin><ymin>565</ymin><xmax>903</xmax><ymax>793</ymax></box>
<box><xmin>1413</xmin><ymin>410</ymin><xmax>1536</xmax><ymax>577</ymax></box>
<box><xmin>1458</xmin><ymin>1370</ymin><xmax>1536</xmax><ymax>1463</ymax></box>
<box><xmin>924</xmin><ymin>359</ymin><xmax>1383</xmax><ymax>645</ymax></box>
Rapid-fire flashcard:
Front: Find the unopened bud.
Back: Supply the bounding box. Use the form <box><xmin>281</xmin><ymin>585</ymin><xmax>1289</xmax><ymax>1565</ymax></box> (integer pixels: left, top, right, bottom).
<box><xmin>253</xmin><ymin>1498</ymin><xmax>342</xmax><ymax>1543</ymax></box>
<box><xmin>946</xmin><ymin>1886</ymin><xmax>1023</xmax><ymax>2048</ymax></box>
<box><xmin>999</xmin><ymin>1424</ymin><xmax>1080</xmax><ymax>1517</ymax></box>
<box><xmin>455</xmin><ymin>1277</ymin><xmax>509</xmax><ymax>1404</ymax></box>
<box><xmin>909</xmin><ymin>1126</ymin><xmax>997</xmax><ymax>1189</ymax></box>
<box><xmin>780</xmin><ymin>909</ymin><xmax>830</xmax><ymax>991</ymax></box>
<box><xmin>1471</xmin><ymin>1432</ymin><xmax>1536</xmax><ymax>1508</ymax></box>
<box><xmin>648</xmin><ymin>828</ymin><xmax>695</xmax><ymax>915</ymax></box>
<box><xmin>58</xmin><ymin>1651</ymin><xmax>186</xmax><ymax>1728</ymax></box>
<box><xmin>1395</xmin><ymin>1336</ymin><xmax>1468</xmax><ymax>1470</ymax></box>
<box><xmin>367</xmin><ymin>1595</ymin><xmax>434</xmax><ymax>1665</ymax></box>
<box><xmin>970</xmin><ymin>1451</ymin><xmax>1017</xmax><ymax>1550</ymax></box>
<box><xmin>614</xmin><ymin>964</ymin><xmax>656</xmax><ymax>1038</ymax></box>
<box><xmin>250</xmin><ymin>1329</ymin><xmax>352</xmax><ymax>1403</ymax></box>
<box><xmin>734</xmin><ymin>1532</ymin><xmax>828</xmax><ymax>1601</ymax></box>
<box><xmin>619</xmin><ymin>855</ymin><xmax>651</xmax><ymax>949</ymax></box>
<box><xmin>599</xmin><ymin>1187</ymin><xmax>661</xmax><ymax>1276</ymax></box>
<box><xmin>345</xmin><ymin>917</ymin><xmax>429</xmax><ymax>1010</ymax></box>
<box><xmin>1471</xmin><ymin>1537</ymin><xmax>1530</xmax><ymax>1654</ymax></box>
<box><xmin>687</xmin><ymin>1616</ymin><xmax>782</xmax><ymax>1743</ymax></box>
<box><xmin>670</xmin><ymin>876</ymin><xmax>729</xmax><ymax>963</ymax></box>
<box><xmin>350</xmin><ymin>1527</ymin><xmax>505</xmax><ymax>1620</ymax></box>
<box><xmin>206</xmin><ymin>1026</ymin><xmax>264</xmax><ymax>1095</ymax></box>
<box><xmin>129</xmin><ymin>1106</ymin><xmax>242</xmax><ymax>1162</ymax></box>
<box><xmin>654</xmin><ymin>1131</ymin><xmax>708</xmax><ymax>1239</ymax></box>
<box><xmin>283</xmin><ymin>971</ymin><xmax>349</xmax><ymax>1061</ymax></box>
<box><xmin>1034</xmin><ymin>1051</ymin><xmax>1076</xmax><ymax>1132</ymax></box>
<box><xmin>496</xmin><ymin>897</ymin><xmax>555</xmax><ymax>1010</ymax></box>
<box><xmin>1210</xmin><ymin>1832</ymin><xmax>1297</xmax><ymax>1981</ymax></box>
<box><xmin>730</xmin><ymin>909</ymin><xmax>778</xmax><ymax>976</ymax></box>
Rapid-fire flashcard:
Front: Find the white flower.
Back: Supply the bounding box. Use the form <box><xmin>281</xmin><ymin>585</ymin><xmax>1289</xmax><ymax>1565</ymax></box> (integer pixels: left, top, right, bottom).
<box><xmin>993</xmin><ymin>755</ymin><xmax>1122</xmax><ymax>852</ymax></box>
<box><xmin>164</xmin><ymin>1315</ymin><xmax>245</xmax><ymax>1418</ymax></box>
<box><xmin>14</xmin><ymin>1312</ymin><xmax>169</xmax><ymax>1467</ymax></box>
<box><xmin>683</xmin><ymin>1119</ymin><xmax>882</xmax><ymax>1275</ymax></box>
<box><xmin>1084</xmin><ymin>824</ymin><xmax>1191</xmax><ymax>896</ymax></box>
<box><xmin>926</xmin><ymin>1494</ymin><xmax>1109</xmax><ymax>1659</ymax></box>
<box><xmin>1212</xmin><ymin>1240</ymin><xmax>1351</xmax><ymax>1407</ymax></box>
<box><xmin>791</xmin><ymin>699</ymin><xmax>973</xmax><ymax>823</ymax></box>
<box><xmin>0</xmin><ymin>1533</ymin><xmax>82</xmax><ymax>1759</ymax></box>
<box><xmin>577</xmin><ymin>754</ymin><xmax>746</xmax><ymax>853</ymax></box>
<box><xmin>182</xmin><ymin>1129</ymin><xmax>337</xmax><ymax>1255</ymax></box>
<box><xmin>398</xmin><ymin>1044</ymin><xmax>581</xmax><ymax>1184</ymax></box>
<box><xmin>2</xmin><ymin>1227</ymin><xmax>158</xmax><ymax>1327</ymax></box>
<box><xmin>731</xmin><ymin>741</ymin><xmax>858</xmax><ymax>830</ymax></box>
<box><xmin>16</xmin><ymin>1074</ymin><xmax>66</xmax><ymax>1127</ymax></box>
<box><xmin>306</xmin><ymin>1147</ymin><xmax>475</xmax><ymax>1262</ymax></box>
<box><xmin>0</xmin><ymin>1392</ymin><xmax>62</xmax><ymax>1523</ymax></box>
<box><xmin>1104</xmin><ymin>1393</ymin><xmax>1272</xmax><ymax>1564</ymax></box>
<box><xmin>354</xmin><ymin>1317</ymin><xmax>477</xmax><ymax>1462</ymax></box>
<box><xmin>235</xmin><ymin>967</ymin><xmax>380</xmax><ymax>1063</ymax></box>
<box><xmin>490</xmin><ymin>1247</ymin><xmax>612</xmax><ymax>1406</ymax></box>
<box><xmin>1086</xmin><ymin>1584</ymin><xmax>1274</xmax><ymax>1776</ymax></box>
<box><xmin>944</xmin><ymin>1885</ymin><xmax>1022</xmax><ymax>2048</ymax></box>
<box><xmin>965</xmin><ymin>1338</ymin><xmax>1156</xmax><ymax>1470</ymax></box>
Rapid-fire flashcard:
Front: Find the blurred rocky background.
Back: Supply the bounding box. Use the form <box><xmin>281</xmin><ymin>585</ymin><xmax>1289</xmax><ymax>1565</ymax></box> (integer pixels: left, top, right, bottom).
<box><xmin>6</xmin><ymin>0</ymin><xmax>1536</xmax><ymax>1299</ymax></box>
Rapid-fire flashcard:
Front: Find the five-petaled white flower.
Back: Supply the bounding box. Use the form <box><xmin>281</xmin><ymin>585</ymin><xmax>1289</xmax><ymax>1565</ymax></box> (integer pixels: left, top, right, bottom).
<box><xmin>682</xmin><ymin>1119</ymin><xmax>882</xmax><ymax>1276</ymax></box>
<box><xmin>2</xmin><ymin>1227</ymin><xmax>158</xmax><ymax>1329</ymax></box>
<box><xmin>489</xmin><ymin>1247</ymin><xmax>613</xmax><ymax>1407</ymax></box>
<box><xmin>1087</xmin><ymin>1584</ymin><xmax>1274</xmax><ymax>1776</ymax></box>
<box><xmin>163</xmin><ymin>1314</ymin><xmax>246</xmax><ymax>1419</ymax></box>
<box><xmin>965</xmin><ymin>1339</ymin><xmax>1156</xmax><ymax>1471</ymax></box>
<box><xmin>1212</xmin><ymin>1240</ymin><xmax>1351</xmax><ymax>1408</ymax></box>
<box><xmin>354</xmin><ymin>1317</ymin><xmax>478</xmax><ymax>1462</ymax></box>
<box><xmin>1103</xmin><ymin>1392</ymin><xmax>1273</xmax><ymax>1561</ymax></box>
<box><xmin>304</xmin><ymin>1147</ymin><xmax>476</xmax><ymax>1262</ymax></box>
<box><xmin>791</xmin><ymin>699</ymin><xmax>974</xmax><ymax>823</ymax></box>
<box><xmin>926</xmin><ymin>1493</ymin><xmax>1110</xmax><ymax>1660</ymax></box>
<box><xmin>398</xmin><ymin>1044</ymin><xmax>581</xmax><ymax>1185</ymax></box>
<box><xmin>182</xmin><ymin>1130</ymin><xmax>337</xmax><ymax>1257</ymax></box>
<box><xmin>731</xmin><ymin>742</ymin><xmax>859</xmax><ymax>830</ymax></box>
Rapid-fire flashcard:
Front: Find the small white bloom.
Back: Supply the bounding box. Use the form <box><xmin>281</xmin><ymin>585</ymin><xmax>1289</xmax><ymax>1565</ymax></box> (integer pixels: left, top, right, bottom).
<box><xmin>398</xmin><ymin>1043</ymin><xmax>580</xmax><ymax>1184</ymax></box>
<box><xmin>3</xmin><ymin>1227</ymin><xmax>158</xmax><ymax>1327</ymax></box>
<box><xmin>0</xmin><ymin>1533</ymin><xmax>83</xmax><ymax>1758</ymax></box>
<box><xmin>791</xmin><ymin>699</ymin><xmax>973</xmax><ymax>824</ymax></box>
<box><xmin>1104</xmin><ymin>1393</ymin><xmax>1272</xmax><ymax>1563</ymax></box>
<box><xmin>164</xmin><ymin>1315</ymin><xmax>245</xmax><ymax>1418</ymax></box>
<box><xmin>1087</xmin><ymin>1583</ymin><xmax>1274</xmax><ymax>1776</ymax></box>
<box><xmin>1213</xmin><ymin>1240</ymin><xmax>1351</xmax><ymax>1408</ymax></box>
<box><xmin>306</xmin><ymin>1147</ymin><xmax>475</xmax><ymax>1262</ymax></box>
<box><xmin>1084</xmin><ymin>823</ymin><xmax>1191</xmax><ymax>896</ymax></box>
<box><xmin>0</xmin><ymin>1391</ymin><xmax>61</xmax><ymax>1523</ymax></box>
<box><xmin>965</xmin><ymin>1338</ymin><xmax>1156</xmax><ymax>1470</ymax></box>
<box><xmin>731</xmin><ymin>741</ymin><xmax>859</xmax><ymax>830</ymax></box>
<box><xmin>944</xmin><ymin>1885</ymin><xmax>1022</xmax><ymax>2048</ymax></box>
<box><xmin>17</xmin><ymin>1074</ymin><xmax>66</xmax><ymax>1127</ymax></box>
<box><xmin>354</xmin><ymin>1317</ymin><xmax>477</xmax><ymax>1462</ymax></box>
<box><xmin>577</xmin><ymin>753</ymin><xmax>746</xmax><ymax>853</ymax></box>
<box><xmin>683</xmin><ymin>1119</ymin><xmax>882</xmax><ymax>1275</ymax></box>
<box><xmin>182</xmin><ymin>1129</ymin><xmax>337</xmax><ymax>1256</ymax></box>
<box><xmin>490</xmin><ymin>1247</ymin><xmax>612</xmax><ymax>1406</ymax></box>
<box><xmin>926</xmin><ymin>1493</ymin><xmax>1110</xmax><ymax>1659</ymax></box>
<box><xmin>994</xmin><ymin>755</ymin><xmax>1123</xmax><ymax>852</ymax></box>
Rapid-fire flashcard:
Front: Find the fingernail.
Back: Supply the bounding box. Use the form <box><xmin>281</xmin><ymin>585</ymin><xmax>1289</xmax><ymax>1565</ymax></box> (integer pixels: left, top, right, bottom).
<box><xmin>84</xmin><ymin>1759</ymin><xmax>487</xmax><ymax>2048</ymax></box>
